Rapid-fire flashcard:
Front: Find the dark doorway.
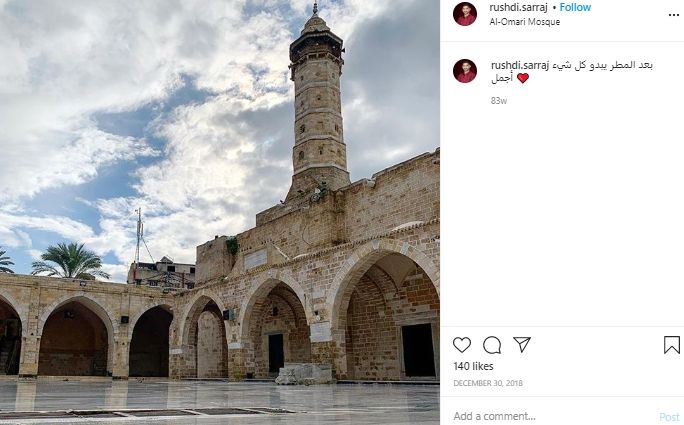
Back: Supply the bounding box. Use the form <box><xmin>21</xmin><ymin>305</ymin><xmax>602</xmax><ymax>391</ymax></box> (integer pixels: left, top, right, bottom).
<box><xmin>129</xmin><ymin>306</ymin><xmax>173</xmax><ymax>377</ymax></box>
<box><xmin>0</xmin><ymin>300</ymin><xmax>22</xmax><ymax>375</ymax></box>
<box><xmin>402</xmin><ymin>324</ymin><xmax>436</xmax><ymax>377</ymax></box>
<box><xmin>268</xmin><ymin>334</ymin><xmax>284</xmax><ymax>374</ymax></box>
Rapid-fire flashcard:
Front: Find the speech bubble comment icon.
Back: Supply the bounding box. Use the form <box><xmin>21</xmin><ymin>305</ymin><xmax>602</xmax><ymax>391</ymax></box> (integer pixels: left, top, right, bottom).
<box><xmin>483</xmin><ymin>336</ymin><xmax>502</xmax><ymax>354</ymax></box>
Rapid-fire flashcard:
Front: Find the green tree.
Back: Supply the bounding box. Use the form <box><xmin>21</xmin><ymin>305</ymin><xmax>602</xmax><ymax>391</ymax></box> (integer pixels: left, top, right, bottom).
<box><xmin>31</xmin><ymin>242</ymin><xmax>110</xmax><ymax>280</ymax></box>
<box><xmin>0</xmin><ymin>248</ymin><xmax>14</xmax><ymax>273</ymax></box>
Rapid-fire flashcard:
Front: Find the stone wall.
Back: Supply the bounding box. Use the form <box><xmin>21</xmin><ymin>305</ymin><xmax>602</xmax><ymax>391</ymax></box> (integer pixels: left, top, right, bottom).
<box><xmin>197</xmin><ymin>149</ymin><xmax>440</xmax><ymax>286</ymax></box>
<box><xmin>173</xmin><ymin>219</ymin><xmax>440</xmax><ymax>381</ymax></box>
<box><xmin>0</xmin><ymin>215</ymin><xmax>438</xmax><ymax>382</ymax></box>
<box><xmin>195</xmin><ymin>236</ymin><xmax>235</xmax><ymax>285</ymax></box>
<box><xmin>343</xmin><ymin>151</ymin><xmax>440</xmax><ymax>242</ymax></box>
<box><xmin>0</xmin><ymin>274</ymin><xmax>173</xmax><ymax>378</ymax></box>
<box><xmin>345</xmin><ymin>274</ymin><xmax>399</xmax><ymax>380</ymax></box>
<box><xmin>196</xmin><ymin>310</ymin><xmax>226</xmax><ymax>378</ymax></box>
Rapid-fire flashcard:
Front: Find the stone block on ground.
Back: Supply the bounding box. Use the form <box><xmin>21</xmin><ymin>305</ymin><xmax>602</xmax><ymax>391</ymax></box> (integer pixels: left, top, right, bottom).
<box><xmin>275</xmin><ymin>363</ymin><xmax>333</xmax><ymax>385</ymax></box>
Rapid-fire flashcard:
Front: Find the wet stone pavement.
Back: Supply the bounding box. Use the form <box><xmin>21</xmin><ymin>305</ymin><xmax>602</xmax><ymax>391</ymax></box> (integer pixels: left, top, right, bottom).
<box><xmin>0</xmin><ymin>379</ymin><xmax>439</xmax><ymax>424</ymax></box>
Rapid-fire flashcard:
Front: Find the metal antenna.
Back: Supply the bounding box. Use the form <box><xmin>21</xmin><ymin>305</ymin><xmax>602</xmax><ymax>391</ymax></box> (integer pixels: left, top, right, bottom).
<box><xmin>313</xmin><ymin>0</ymin><xmax>318</xmax><ymax>15</ymax></box>
<box><xmin>134</xmin><ymin>208</ymin><xmax>142</xmax><ymax>265</ymax></box>
<box><xmin>134</xmin><ymin>208</ymin><xmax>154</xmax><ymax>261</ymax></box>
<box><xmin>132</xmin><ymin>208</ymin><xmax>142</xmax><ymax>283</ymax></box>
<box><xmin>141</xmin><ymin>236</ymin><xmax>155</xmax><ymax>264</ymax></box>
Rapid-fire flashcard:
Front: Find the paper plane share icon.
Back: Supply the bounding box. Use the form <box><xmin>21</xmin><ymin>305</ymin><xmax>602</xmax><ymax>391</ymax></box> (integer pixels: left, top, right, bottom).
<box><xmin>514</xmin><ymin>337</ymin><xmax>531</xmax><ymax>353</ymax></box>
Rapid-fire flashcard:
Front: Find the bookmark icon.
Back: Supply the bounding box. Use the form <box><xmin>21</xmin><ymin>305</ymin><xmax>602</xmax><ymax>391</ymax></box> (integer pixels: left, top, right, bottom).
<box><xmin>664</xmin><ymin>336</ymin><xmax>680</xmax><ymax>355</ymax></box>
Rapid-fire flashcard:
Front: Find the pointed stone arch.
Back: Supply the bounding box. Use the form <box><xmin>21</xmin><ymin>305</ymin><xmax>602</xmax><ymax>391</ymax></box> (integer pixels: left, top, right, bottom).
<box><xmin>237</xmin><ymin>272</ymin><xmax>312</xmax><ymax>378</ymax></box>
<box><xmin>127</xmin><ymin>302</ymin><xmax>174</xmax><ymax>341</ymax></box>
<box><xmin>178</xmin><ymin>291</ymin><xmax>226</xmax><ymax>348</ymax></box>
<box><xmin>0</xmin><ymin>289</ymin><xmax>28</xmax><ymax>337</ymax></box>
<box><xmin>37</xmin><ymin>294</ymin><xmax>116</xmax><ymax>376</ymax></box>
<box><xmin>0</xmin><ymin>289</ymin><xmax>25</xmax><ymax>374</ymax></box>
<box><xmin>327</xmin><ymin>238</ymin><xmax>440</xmax><ymax>381</ymax></box>
<box><xmin>328</xmin><ymin>238</ymin><xmax>439</xmax><ymax>330</ymax></box>
<box><xmin>238</xmin><ymin>271</ymin><xmax>312</xmax><ymax>341</ymax></box>
<box><xmin>128</xmin><ymin>303</ymin><xmax>174</xmax><ymax>377</ymax></box>
<box><xmin>37</xmin><ymin>293</ymin><xmax>117</xmax><ymax>339</ymax></box>
<box><xmin>177</xmin><ymin>291</ymin><xmax>228</xmax><ymax>378</ymax></box>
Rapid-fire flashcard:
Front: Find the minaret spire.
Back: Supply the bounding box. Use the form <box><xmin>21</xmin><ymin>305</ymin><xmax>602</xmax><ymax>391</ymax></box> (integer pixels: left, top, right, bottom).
<box><xmin>286</xmin><ymin>2</ymin><xmax>349</xmax><ymax>201</ymax></box>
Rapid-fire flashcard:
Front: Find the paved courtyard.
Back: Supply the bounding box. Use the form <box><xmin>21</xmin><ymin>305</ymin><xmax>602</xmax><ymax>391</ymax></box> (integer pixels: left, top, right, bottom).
<box><xmin>0</xmin><ymin>379</ymin><xmax>439</xmax><ymax>424</ymax></box>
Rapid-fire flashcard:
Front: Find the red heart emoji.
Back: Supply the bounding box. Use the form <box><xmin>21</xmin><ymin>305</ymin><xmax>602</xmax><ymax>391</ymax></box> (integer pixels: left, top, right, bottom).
<box><xmin>517</xmin><ymin>73</ymin><xmax>529</xmax><ymax>83</ymax></box>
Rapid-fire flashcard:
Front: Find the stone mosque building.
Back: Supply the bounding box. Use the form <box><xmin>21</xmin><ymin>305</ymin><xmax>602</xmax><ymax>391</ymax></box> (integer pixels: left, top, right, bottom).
<box><xmin>0</xmin><ymin>4</ymin><xmax>440</xmax><ymax>382</ymax></box>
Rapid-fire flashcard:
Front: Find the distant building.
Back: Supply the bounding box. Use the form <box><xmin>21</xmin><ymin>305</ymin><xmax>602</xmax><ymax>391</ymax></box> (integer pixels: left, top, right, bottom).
<box><xmin>127</xmin><ymin>256</ymin><xmax>196</xmax><ymax>289</ymax></box>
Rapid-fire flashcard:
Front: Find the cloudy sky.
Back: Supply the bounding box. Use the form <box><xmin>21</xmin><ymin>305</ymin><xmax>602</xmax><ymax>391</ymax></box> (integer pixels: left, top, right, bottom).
<box><xmin>0</xmin><ymin>0</ymin><xmax>438</xmax><ymax>282</ymax></box>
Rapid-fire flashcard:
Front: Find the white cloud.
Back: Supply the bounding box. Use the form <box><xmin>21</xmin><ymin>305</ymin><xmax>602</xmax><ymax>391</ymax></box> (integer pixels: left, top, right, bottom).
<box><xmin>0</xmin><ymin>0</ymin><xmax>289</xmax><ymax>203</ymax></box>
<box><xmin>0</xmin><ymin>0</ymin><xmax>438</xmax><ymax>280</ymax></box>
<box><xmin>0</xmin><ymin>212</ymin><xmax>95</xmax><ymax>242</ymax></box>
<box><xmin>27</xmin><ymin>249</ymin><xmax>42</xmax><ymax>261</ymax></box>
<box><xmin>100</xmin><ymin>263</ymin><xmax>130</xmax><ymax>284</ymax></box>
<box><xmin>0</xmin><ymin>227</ymin><xmax>32</xmax><ymax>249</ymax></box>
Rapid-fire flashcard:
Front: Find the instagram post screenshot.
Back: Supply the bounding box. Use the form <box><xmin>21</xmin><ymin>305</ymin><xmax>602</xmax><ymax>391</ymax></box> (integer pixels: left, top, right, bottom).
<box><xmin>442</xmin><ymin>0</ymin><xmax>684</xmax><ymax>424</ymax></box>
<box><xmin>0</xmin><ymin>0</ymin><xmax>442</xmax><ymax>424</ymax></box>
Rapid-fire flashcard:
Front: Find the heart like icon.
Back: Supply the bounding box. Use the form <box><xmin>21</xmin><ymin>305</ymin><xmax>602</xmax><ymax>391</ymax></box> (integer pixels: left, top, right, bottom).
<box><xmin>453</xmin><ymin>337</ymin><xmax>471</xmax><ymax>353</ymax></box>
<box><xmin>517</xmin><ymin>73</ymin><xmax>529</xmax><ymax>84</ymax></box>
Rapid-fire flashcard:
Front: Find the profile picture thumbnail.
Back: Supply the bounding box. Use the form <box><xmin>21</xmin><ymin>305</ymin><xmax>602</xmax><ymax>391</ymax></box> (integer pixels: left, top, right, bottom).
<box><xmin>453</xmin><ymin>59</ymin><xmax>477</xmax><ymax>84</ymax></box>
<box><xmin>454</xmin><ymin>2</ymin><xmax>477</xmax><ymax>26</ymax></box>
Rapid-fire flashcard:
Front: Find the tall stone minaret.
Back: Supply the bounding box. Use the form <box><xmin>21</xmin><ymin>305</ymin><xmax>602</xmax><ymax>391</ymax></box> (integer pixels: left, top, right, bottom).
<box><xmin>286</xmin><ymin>1</ymin><xmax>350</xmax><ymax>201</ymax></box>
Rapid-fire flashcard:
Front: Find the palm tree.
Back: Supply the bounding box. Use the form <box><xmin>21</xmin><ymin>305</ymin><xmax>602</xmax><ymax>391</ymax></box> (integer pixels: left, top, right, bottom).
<box><xmin>31</xmin><ymin>242</ymin><xmax>110</xmax><ymax>280</ymax></box>
<box><xmin>0</xmin><ymin>248</ymin><xmax>14</xmax><ymax>273</ymax></box>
